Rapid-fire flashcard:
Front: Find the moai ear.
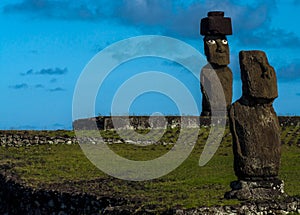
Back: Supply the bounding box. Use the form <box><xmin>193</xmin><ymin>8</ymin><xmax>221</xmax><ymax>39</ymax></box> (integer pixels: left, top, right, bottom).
<box><xmin>239</xmin><ymin>50</ymin><xmax>278</xmax><ymax>100</ymax></box>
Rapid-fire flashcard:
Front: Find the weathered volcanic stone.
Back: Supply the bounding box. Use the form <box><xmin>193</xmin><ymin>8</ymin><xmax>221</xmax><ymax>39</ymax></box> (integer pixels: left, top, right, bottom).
<box><xmin>225</xmin><ymin>179</ymin><xmax>286</xmax><ymax>200</ymax></box>
<box><xmin>203</xmin><ymin>35</ymin><xmax>230</xmax><ymax>66</ymax></box>
<box><xmin>240</xmin><ymin>50</ymin><xmax>278</xmax><ymax>100</ymax></box>
<box><xmin>200</xmin><ymin>65</ymin><xmax>233</xmax><ymax>116</ymax></box>
<box><xmin>226</xmin><ymin>50</ymin><xmax>284</xmax><ymax>200</ymax></box>
<box><xmin>200</xmin><ymin>11</ymin><xmax>233</xmax><ymax>116</ymax></box>
<box><xmin>229</xmin><ymin>101</ymin><xmax>281</xmax><ymax>180</ymax></box>
<box><xmin>200</xmin><ymin>11</ymin><xmax>232</xmax><ymax>36</ymax></box>
<box><xmin>229</xmin><ymin>50</ymin><xmax>281</xmax><ymax>180</ymax></box>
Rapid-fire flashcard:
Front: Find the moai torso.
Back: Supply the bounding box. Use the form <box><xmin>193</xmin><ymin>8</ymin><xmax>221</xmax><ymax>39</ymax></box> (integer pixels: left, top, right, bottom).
<box><xmin>201</xmin><ymin>65</ymin><xmax>233</xmax><ymax>115</ymax></box>
<box><xmin>200</xmin><ymin>11</ymin><xmax>233</xmax><ymax>116</ymax></box>
<box><xmin>229</xmin><ymin>50</ymin><xmax>281</xmax><ymax>180</ymax></box>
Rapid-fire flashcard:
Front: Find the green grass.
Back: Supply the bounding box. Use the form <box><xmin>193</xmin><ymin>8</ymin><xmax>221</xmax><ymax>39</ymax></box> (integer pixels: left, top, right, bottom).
<box><xmin>0</xmin><ymin>126</ymin><xmax>299</xmax><ymax>210</ymax></box>
<box><xmin>0</xmin><ymin>144</ymin><xmax>105</xmax><ymax>185</ymax></box>
<box><xmin>1</xmin><ymin>130</ymin><xmax>76</xmax><ymax>137</ymax></box>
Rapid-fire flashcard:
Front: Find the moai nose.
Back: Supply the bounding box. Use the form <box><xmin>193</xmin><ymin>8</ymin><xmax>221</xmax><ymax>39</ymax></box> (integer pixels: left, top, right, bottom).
<box><xmin>216</xmin><ymin>41</ymin><xmax>226</xmax><ymax>53</ymax></box>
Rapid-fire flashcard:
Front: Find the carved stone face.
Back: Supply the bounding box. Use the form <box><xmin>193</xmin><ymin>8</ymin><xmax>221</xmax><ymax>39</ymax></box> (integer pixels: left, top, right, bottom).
<box><xmin>239</xmin><ymin>50</ymin><xmax>278</xmax><ymax>101</ymax></box>
<box><xmin>204</xmin><ymin>35</ymin><xmax>230</xmax><ymax>66</ymax></box>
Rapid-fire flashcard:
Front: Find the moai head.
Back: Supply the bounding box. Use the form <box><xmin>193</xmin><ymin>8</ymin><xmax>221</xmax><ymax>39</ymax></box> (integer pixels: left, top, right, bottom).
<box><xmin>239</xmin><ymin>51</ymin><xmax>278</xmax><ymax>103</ymax></box>
<box><xmin>200</xmin><ymin>11</ymin><xmax>232</xmax><ymax>66</ymax></box>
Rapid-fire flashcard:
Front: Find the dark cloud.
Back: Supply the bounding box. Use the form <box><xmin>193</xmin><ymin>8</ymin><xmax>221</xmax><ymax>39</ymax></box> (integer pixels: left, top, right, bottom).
<box><xmin>114</xmin><ymin>0</ymin><xmax>205</xmax><ymax>39</ymax></box>
<box><xmin>117</xmin><ymin>0</ymin><xmax>300</xmax><ymax>48</ymax></box>
<box><xmin>10</xmin><ymin>83</ymin><xmax>66</xmax><ymax>92</ymax></box>
<box><xmin>21</xmin><ymin>69</ymin><xmax>34</xmax><ymax>76</ymax></box>
<box><xmin>4</xmin><ymin>0</ymin><xmax>52</xmax><ymax>12</ymax></box>
<box><xmin>29</xmin><ymin>50</ymin><xmax>38</xmax><ymax>54</ymax></box>
<box><xmin>21</xmin><ymin>67</ymin><xmax>68</xmax><ymax>76</ymax></box>
<box><xmin>119</xmin><ymin>0</ymin><xmax>299</xmax><ymax>48</ymax></box>
<box><xmin>93</xmin><ymin>41</ymin><xmax>114</xmax><ymax>52</ymax></box>
<box><xmin>48</xmin><ymin>87</ymin><xmax>66</xmax><ymax>92</ymax></box>
<box><xmin>50</xmin><ymin>78</ymin><xmax>57</xmax><ymax>83</ymax></box>
<box><xmin>3</xmin><ymin>0</ymin><xmax>300</xmax><ymax>48</ymax></box>
<box><xmin>9</xmin><ymin>83</ymin><xmax>29</xmax><ymax>89</ymax></box>
<box><xmin>4</xmin><ymin>0</ymin><xmax>59</xmax><ymax>16</ymax></box>
<box><xmin>277</xmin><ymin>59</ymin><xmax>300</xmax><ymax>80</ymax></box>
<box><xmin>117</xmin><ymin>1</ymin><xmax>277</xmax><ymax>40</ymax></box>
<box><xmin>237</xmin><ymin>28</ymin><xmax>300</xmax><ymax>48</ymax></box>
<box><xmin>35</xmin><ymin>84</ymin><xmax>44</xmax><ymax>88</ymax></box>
<box><xmin>3</xmin><ymin>0</ymin><xmax>110</xmax><ymax>20</ymax></box>
<box><xmin>38</xmin><ymin>68</ymin><xmax>67</xmax><ymax>75</ymax></box>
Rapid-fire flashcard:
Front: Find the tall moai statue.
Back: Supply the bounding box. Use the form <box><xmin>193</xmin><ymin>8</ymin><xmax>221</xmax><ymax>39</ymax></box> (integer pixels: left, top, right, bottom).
<box><xmin>225</xmin><ymin>50</ymin><xmax>286</xmax><ymax>200</ymax></box>
<box><xmin>200</xmin><ymin>11</ymin><xmax>233</xmax><ymax>116</ymax></box>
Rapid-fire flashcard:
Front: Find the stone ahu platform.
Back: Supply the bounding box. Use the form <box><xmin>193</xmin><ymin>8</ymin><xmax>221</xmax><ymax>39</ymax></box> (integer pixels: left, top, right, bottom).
<box><xmin>72</xmin><ymin>116</ymin><xmax>300</xmax><ymax>130</ymax></box>
<box><xmin>225</xmin><ymin>179</ymin><xmax>287</xmax><ymax>201</ymax></box>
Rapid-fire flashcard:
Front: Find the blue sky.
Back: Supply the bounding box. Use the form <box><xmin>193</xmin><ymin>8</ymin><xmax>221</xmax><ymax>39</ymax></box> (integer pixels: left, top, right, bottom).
<box><xmin>1</xmin><ymin>0</ymin><xmax>300</xmax><ymax>130</ymax></box>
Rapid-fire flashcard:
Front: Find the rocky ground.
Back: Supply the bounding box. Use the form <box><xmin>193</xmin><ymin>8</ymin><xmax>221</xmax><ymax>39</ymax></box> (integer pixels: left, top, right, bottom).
<box><xmin>0</xmin><ymin>167</ymin><xmax>299</xmax><ymax>214</ymax></box>
<box><xmin>0</xmin><ymin>164</ymin><xmax>299</xmax><ymax>215</ymax></box>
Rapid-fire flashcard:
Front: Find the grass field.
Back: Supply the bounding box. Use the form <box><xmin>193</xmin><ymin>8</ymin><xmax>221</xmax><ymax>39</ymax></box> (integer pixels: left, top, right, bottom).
<box><xmin>0</xmin><ymin>126</ymin><xmax>299</xmax><ymax>211</ymax></box>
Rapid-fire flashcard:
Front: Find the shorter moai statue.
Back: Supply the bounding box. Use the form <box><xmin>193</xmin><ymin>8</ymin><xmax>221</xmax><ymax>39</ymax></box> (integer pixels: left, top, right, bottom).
<box><xmin>200</xmin><ymin>11</ymin><xmax>233</xmax><ymax>116</ymax></box>
<box><xmin>225</xmin><ymin>50</ymin><xmax>286</xmax><ymax>200</ymax></box>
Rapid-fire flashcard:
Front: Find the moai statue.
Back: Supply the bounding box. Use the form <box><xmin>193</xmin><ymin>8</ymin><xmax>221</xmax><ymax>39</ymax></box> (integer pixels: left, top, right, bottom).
<box><xmin>225</xmin><ymin>50</ymin><xmax>286</xmax><ymax>200</ymax></box>
<box><xmin>200</xmin><ymin>11</ymin><xmax>233</xmax><ymax>116</ymax></box>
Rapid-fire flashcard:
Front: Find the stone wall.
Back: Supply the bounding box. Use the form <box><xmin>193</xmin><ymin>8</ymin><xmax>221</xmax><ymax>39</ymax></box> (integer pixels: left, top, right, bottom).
<box><xmin>73</xmin><ymin>116</ymin><xmax>212</xmax><ymax>130</ymax></box>
<box><xmin>0</xmin><ymin>131</ymin><xmax>77</xmax><ymax>147</ymax></box>
<box><xmin>0</xmin><ymin>116</ymin><xmax>299</xmax><ymax>147</ymax></box>
<box><xmin>73</xmin><ymin>116</ymin><xmax>300</xmax><ymax>130</ymax></box>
